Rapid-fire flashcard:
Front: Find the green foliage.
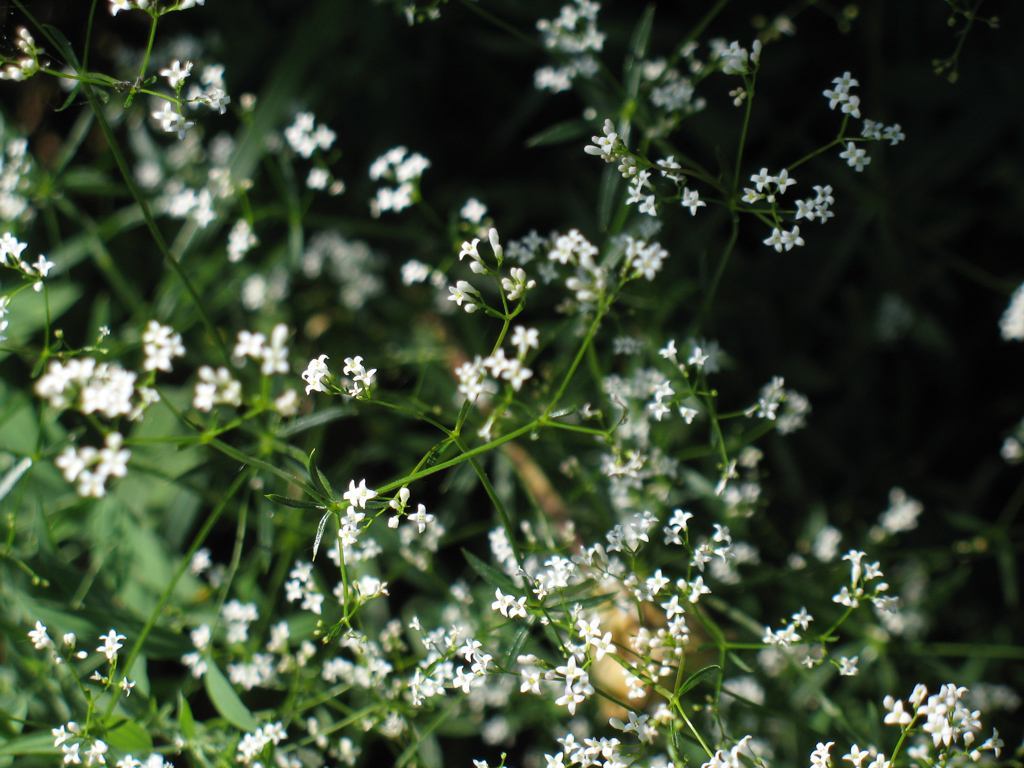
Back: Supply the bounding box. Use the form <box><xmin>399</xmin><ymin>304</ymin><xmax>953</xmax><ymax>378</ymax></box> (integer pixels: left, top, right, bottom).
<box><xmin>0</xmin><ymin>1</ymin><xmax>1022</xmax><ymax>768</ymax></box>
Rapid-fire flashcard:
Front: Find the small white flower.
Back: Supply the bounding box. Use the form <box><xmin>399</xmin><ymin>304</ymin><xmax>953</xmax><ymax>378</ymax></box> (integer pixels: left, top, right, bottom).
<box><xmin>343</xmin><ymin>479</ymin><xmax>377</xmax><ymax>509</ymax></box>
<box><xmin>97</xmin><ymin>630</ymin><xmax>126</xmax><ymax>662</ymax></box>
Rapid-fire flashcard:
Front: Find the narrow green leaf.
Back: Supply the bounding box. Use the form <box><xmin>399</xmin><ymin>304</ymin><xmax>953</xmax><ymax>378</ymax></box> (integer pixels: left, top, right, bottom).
<box><xmin>597</xmin><ymin>163</ymin><xmax>621</xmax><ymax>231</ymax></box>
<box><xmin>43</xmin><ymin>24</ymin><xmax>81</xmax><ymax>69</ymax></box>
<box><xmin>625</xmin><ymin>5</ymin><xmax>657</xmax><ymax>99</ymax></box>
<box><xmin>264</xmin><ymin>494</ymin><xmax>324</xmax><ymax>510</ymax></box>
<box><xmin>103</xmin><ymin>717</ymin><xmax>153</xmax><ymax>754</ymax></box>
<box><xmin>503</xmin><ymin>624</ymin><xmax>532</xmax><ymax>669</ymax></box>
<box><xmin>275</xmin><ymin>405</ymin><xmax>355</xmax><ymax>438</ymax></box>
<box><xmin>307</xmin><ymin>449</ymin><xmax>333</xmax><ymax>500</ymax></box>
<box><xmin>676</xmin><ymin>664</ymin><xmax>721</xmax><ymax>696</ymax></box>
<box><xmin>462</xmin><ymin>548</ymin><xmax>518</xmax><ymax>594</ymax></box>
<box><xmin>178</xmin><ymin>693</ymin><xmax>197</xmax><ymax>743</ymax></box>
<box><xmin>203</xmin><ymin>661</ymin><xmax>260</xmax><ymax>732</ymax></box>
<box><xmin>0</xmin><ymin>457</ymin><xmax>31</xmax><ymax>502</ymax></box>
<box><xmin>565</xmin><ymin>591</ymin><xmax>616</xmax><ymax>611</ymax></box>
<box><xmin>525</xmin><ymin>119</ymin><xmax>589</xmax><ymax>148</ymax></box>
<box><xmin>0</xmin><ymin>730</ymin><xmax>57</xmax><ymax>756</ymax></box>
<box><xmin>312</xmin><ymin>510</ymin><xmax>331</xmax><ymax>561</ymax></box>
<box><xmin>209</xmin><ymin>437</ymin><xmax>324</xmax><ymax>502</ymax></box>
<box><xmin>727</xmin><ymin>651</ymin><xmax>753</xmax><ymax>673</ymax></box>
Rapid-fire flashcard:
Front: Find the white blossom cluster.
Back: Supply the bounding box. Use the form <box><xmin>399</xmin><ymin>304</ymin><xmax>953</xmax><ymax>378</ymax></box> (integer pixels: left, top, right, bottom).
<box><xmin>368</xmin><ymin>146</ymin><xmax>430</xmax><ymax>217</ymax></box>
<box><xmin>0</xmin><ymin>231</ymin><xmax>55</xmax><ymax>291</ymax></box>
<box><xmin>192</xmin><ymin>365</ymin><xmax>242</xmax><ymax>411</ymax></box>
<box><xmin>35</xmin><ymin>358</ymin><xmax>157</xmax><ymax>421</ymax></box>
<box><xmin>807</xmin><ymin>684</ymin><xmax>1002</xmax><ymax>768</ymax></box>
<box><xmin>233</xmin><ymin>325</ymin><xmax>291</xmax><ymax>376</ymax></box>
<box><xmin>743</xmin><ymin>375</ymin><xmax>811</xmax><ymax>434</ymax></box>
<box><xmin>824</xmin><ymin>73</ymin><xmax>904</xmax><ymax>172</ymax></box>
<box><xmin>110</xmin><ymin>0</ymin><xmax>207</xmax><ymax>16</ymax></box>
<box><xmin>184</xmin><ymin>63</ymin><xmax>231</xmax><ymax>115</ymax></box>
<box><xmin>709</xmin><ymin>38</ymin><xmax>763</xmax><ymax>76</ymax></box>
<box><xmin>227</xmin><ymin>218</ymin><xmax>259</xmax><ymax>262</ymax></box>
<box><xmin>54</xmin><ymin>432</ymin><xmax>131</xmax><ymax>498</ymax></box>
<box><xmin>454</xmin><ymin>326</ymin><xmax>537</xmax><ymax>408</ymax></box>
<box><xmin>534</xmin><ymin>0</ymin><xmax>605</xmax><ymax>93</ymax></box>
<box><xmin>26</xmin><ymin>624</ymin><xmax>145</xmax><ymax>765</ymax></box>
<box><xmin>302</xmin><ymin>231</ymin><xmax>382</xmax><ymax>310</ymax></box>
<box><xmin>999</xmin><ymin>280</ymin><xmax>1024</xmax><ymax>341</ymax></box>
<box><xmin>284</xmin><ymin>111</ymin><xmax>337</xmax><ymax>159</ymax></box>
<box><xmin>0</xmin><ymin>138</ymin><xmax>35</xmax><ymax>222</ymax></box>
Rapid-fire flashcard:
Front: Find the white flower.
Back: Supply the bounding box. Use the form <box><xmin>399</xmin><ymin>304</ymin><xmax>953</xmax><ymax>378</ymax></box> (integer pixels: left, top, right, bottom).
<box><xmin>29</xmin><ymin>621</ymin><xmax>53</xmax><ymax>649</ymax></box>
<box><xmin>159</xmin><ymin>60</ymin><xmax>193</xmax><ymax>88</ymax></box>
<box><xmin>343</xmin><ymin>479</ymin><xmax>377</xmax><ymax>509</ymax></box>
<box><xmin>301</xmin><ymin>355</ymin><xmax>330</xmax><ymax>394</ymax></box>
<box><xmin>151</xmin><ymin>102</ymin><xmax>194</xmax><ymax>140</ymax></box>
<box><xmin>510</xmin><ymin>325</ymin><xmax>539</xmax><ymax>357</ymax></box>
<box><xmin>460</xmin><ymin>198</ymin><xmax>487</xmax><ymax>223</ymax></box>
<box><xmin>839</xmin><ymin>141</ymin><xmax>870</xmax><ymax>171</ymax></box>
<box><xmin>406</xmin><ymin>503</ymin><xmax>434</xmax><ymax>533</ymax></box>
<box><xmin>838</xmin><ymin>655</ymin><xmax>859</xmax><ymax>676</ymax></box>
<box><xmin>97</xmin><ymin>630</ymin><xmax>126</xmax><ymax>661</ymax></box>
<box><xmin>681</xmin><ymin>187</ymin><xmax>705</xmax><ymax>215</ymax></box>
<box><xmin>999</xmin><ymin>282</ymin><xmax>1024</xmax><ymax>340</ymax></box>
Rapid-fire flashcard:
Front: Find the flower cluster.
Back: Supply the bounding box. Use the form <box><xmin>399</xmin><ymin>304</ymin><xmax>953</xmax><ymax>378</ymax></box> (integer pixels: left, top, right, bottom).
<box><xmin>368</xmin><ymin>146</ymin><xmax>431</xmax><ymax>217</ymax></box>
<box><xmin>284</xmin><ymin>111</ymin><xmax>337</xmax><ymax>159</ymax></box>
<box><xmin>0</xmin><ymin>231</ymin><xmax>55</xmax><ymax>290</ymax></box>
<box><xmin>285</xmin><ymin>560</ymin><xmax>325</xmax><ymax>615</ymax></box>
<box><xmin>35</xmin><ymin>358</ymin><xmax>158</xmax><ymax>421</ymax></box>
<box><xmin>454</xmin><ymin>328</ymin><xmax>537</xmax><ymax>405</ymax></box>
<box><xmin>192</xmin><ymin>365</ymin><xmax>242</xmax><ymax>410</ymax></box>
<box><xmin>141</xmin><ymin>320</ymin><xmax>186</xmax><ymax>372</ymax></box>
<box><xmin>824</xmin><ymin>72</ymin><xmax>904</xmax><ymax>170</ymax></box>
<box><xmin>0</xmin><ymin>28</ymin><xmax>43</xmax><ymax>82</ymax></box>
<box><xmin>54</xmin><ymin>432</ymin><xmax>131</xmax><ymax>498</ymax></box>
<box><xmin>534</xmin><ymin>0</ymin><xmax>605</xmax><ymax>93</ymax></box>
<box><xmin>233</xmin><ymin>325</ymin><xmax>291</xmax><ymax>375</ymax></box>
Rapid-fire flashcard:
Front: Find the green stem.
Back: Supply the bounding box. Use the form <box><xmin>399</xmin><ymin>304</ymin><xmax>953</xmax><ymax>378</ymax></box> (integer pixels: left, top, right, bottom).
<box><xmin>104</xmin><ymin>468</ymin><xmax>251</xmax><ymax>719</ymax></box>
<box><xmin>78</xmin><ymin>83</ymin><xmax>231</xmax><ymax>365</ymax></box>
<box><xmin>696</xmin><ymin>211</ymin><xmax>740</xmax><ymax>333</ymax></box>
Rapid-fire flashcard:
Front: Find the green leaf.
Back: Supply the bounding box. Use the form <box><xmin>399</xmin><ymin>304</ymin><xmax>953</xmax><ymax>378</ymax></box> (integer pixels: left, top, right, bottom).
<box><xmin>597</xmin><ymin>163</ymin><xmax>621</xmax><ymax>231</ymax></box>
<box><xmin>312</xmin><ymin>510</ymin><xmax>331</xmax><ymax>561</ymax></box>
<box><xmin>676</xmin><ymin>664</ymin><xmax>721</xmax><ymax>696</ymax></box>
<box><xmin>42</xmin><ymin>24</ymin><xmax>81</xmax><ymax>70</ymax></box>
<box><xmin>0</xmin><ymin>457</ymin><xmax>32</xmax><ymax>503</ymax></box>
<box><xmin>727</xmin><ymin>651</ymin><xmax>753</xmax><ymax>673</ymax></box>
<box><xmin>0</xmin><ymin>730</ymin><xmax>57</xmax><ymax>756</ymax></box>
<box><xmin>178</xmin><ymin>693</ymin><xmax>197</xmax><ymax>743</ymax></box>
<box><xmin>462</xmin><ymin>548</ymin><xmax>519</xmax><ymax>594</ymax></box>
<box><xmin>203</xmin><ymin>661</ymin><xmax>260</xmax><ymax>732</ymax></box>
<box><xmin>503</xmin><ymin>624</ymin><xmax>532</xmax><ymax>669</ymax></box>
<box><xmin>275</xmin><ymin>405</ymin><xmax>355</xmax><ymax>438</ymax></box>
<box><xmin>307</xmin><ymin>449</ymin><xmax>334</xmax><ymax>500</ymax></box>
<box><xmin>103</xmin><ymin>717</ymin><xmax>153</xmax><ymax>754</ymax></box>
<box><xmin>525</xmin><ymin>119</ymin><xmax>589</xmax><ymax>148</ymax></box>
<box><xmin>264</xmin><ymin>494</ymin><xmax>325</xmax><ymax>510</ymax></box>
<box><xmin>625</xmin><ymin>4</ymin><xmax>656</xmax><ymax>99</ymax></box>
<box><xmin>563</xmin><ymin>591</ymin><xmax>616</xmax><ymax>611</ymax></box>
<box><xmin>208</xmin><ymin>437</ymin><xmax>323</xmax><ymax>502</ymax></box>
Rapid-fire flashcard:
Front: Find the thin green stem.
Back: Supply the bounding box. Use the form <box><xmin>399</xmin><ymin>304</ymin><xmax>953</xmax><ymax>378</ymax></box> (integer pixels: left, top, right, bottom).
<box><xmin>696</xmin><ymin>211</ymin><xmax>740</xmax><ymax>333</ymax></box>
<box><xmin>77</xmin><ymin>83</ymin><xmax>231</xmax><ymax>365</ymax></box>
<box><xmin>732</xmin><ymin>73</ymin><xmax>756</xmax><ymax>190</ymax></box>
<box><xmin>104</xmin><ymin>468</ymin><xmax>250</xmax><ymax>719</ymax></box>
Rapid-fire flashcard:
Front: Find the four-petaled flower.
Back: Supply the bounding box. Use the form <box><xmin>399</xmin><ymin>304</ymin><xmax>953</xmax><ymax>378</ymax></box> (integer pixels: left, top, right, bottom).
<box><xmin>343</xmin><ymin>479</ymin><xmax>377</xmax><ymax>509</ymax></box>
<box><xmin>97</xmin><ymin>630</ymin><xmax>126</xmax><ymax>662</ymax></box>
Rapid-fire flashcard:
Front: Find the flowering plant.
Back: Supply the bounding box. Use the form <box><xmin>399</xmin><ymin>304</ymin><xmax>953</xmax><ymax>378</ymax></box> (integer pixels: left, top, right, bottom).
<box><xmin>0</xmin><ymin>2</ymin><xmax>1020</xmax><ymax>768</ymax></box>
